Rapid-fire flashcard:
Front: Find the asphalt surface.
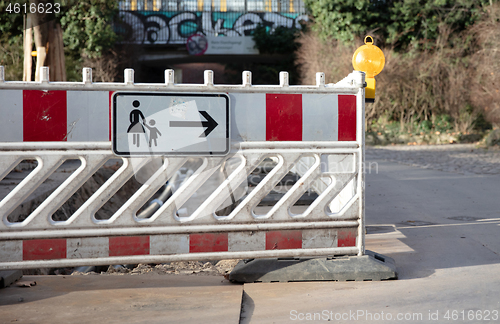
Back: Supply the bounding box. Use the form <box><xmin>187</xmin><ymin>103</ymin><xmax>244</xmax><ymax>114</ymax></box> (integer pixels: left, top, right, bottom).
<box><xmin>240</xmin><ymin>159</ymin><xmax>500</xmax><ymax>323</ymax></box>
<box><xmin>1</xmin><ymin>154</ymin><xmax>499</xmax><ymax>323</ymax></box>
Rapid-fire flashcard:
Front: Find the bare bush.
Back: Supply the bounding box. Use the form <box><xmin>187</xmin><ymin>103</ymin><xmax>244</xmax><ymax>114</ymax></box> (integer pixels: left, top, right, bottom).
<box><xmin>469</xmin><ymin>4</ymin><xmax>500</xmax><ymax>126</ymax></box>
<box><xmin>0</xmin><ymin>35</ymin><xmax>24</xmax><ymax>81</ymax></box>
<box><xmin>375</xmin><ymin>25</ymin><xmax>474</xmax><ymax>133</ymax></box>
<box><xmin>295</xmin><ymin>30</ymin><xmax>357</xmax><ymax>85</ymax></box>
<box><xmin>80</xmin><ymin>44</ymin><xmax>140</xmax><ymax>82</ymax></box>
<box><xmin>296</xmin><ymin>22</ymin><xmax>491</xmax><ymax>133</ymax></box>
<box><xmin>81</xmin><ymin>49</ymin><xmax>121</xmax><ymax>82</ymax></box>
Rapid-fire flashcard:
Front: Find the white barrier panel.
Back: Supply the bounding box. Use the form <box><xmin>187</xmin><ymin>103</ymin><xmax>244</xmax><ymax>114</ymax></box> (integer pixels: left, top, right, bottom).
<box><xmin>0</xmin><ymin>90</ymin><xmax>359</xmax><ymax>144</ymax></box>
<box><xmin>0</xmin><ymin>67</ymin><xmax>366</xmax><ymax>269</ymax></box>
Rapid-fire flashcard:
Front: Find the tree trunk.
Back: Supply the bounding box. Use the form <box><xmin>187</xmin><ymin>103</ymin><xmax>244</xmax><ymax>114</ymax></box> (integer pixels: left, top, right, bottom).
<box><xmin>28</xmin><ymin>0</ymin><xmax>66</xmax><ymax>81</ymax></box>
<box><xmin>31</xmin><ymin>1</ymin><xmax>49</xmax><ymax>81</ymax></box>
<box><xmin>46</xmin><ymin>21</ymin><xmax>66</xmax><ymax>81</ymax></box>
<box><xmin>23</xmin><ymin>15</ymin><xmax>33</xmax><ymax>82</ymax></box>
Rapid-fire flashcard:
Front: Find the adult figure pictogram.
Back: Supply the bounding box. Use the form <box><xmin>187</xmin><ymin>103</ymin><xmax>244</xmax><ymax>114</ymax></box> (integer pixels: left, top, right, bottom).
<box><xmin>127</xmin><ymin>100</ymin><xmax>146</xmax><ymax>147</ymax></box>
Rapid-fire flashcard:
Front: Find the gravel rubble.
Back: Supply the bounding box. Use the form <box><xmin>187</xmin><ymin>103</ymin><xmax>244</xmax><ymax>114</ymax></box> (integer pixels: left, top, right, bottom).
<box><xmin>71</xmin><ymin>260</ymin><xmax>241</xmax><ymax>277</ymax></box>
<box><xmin>366</xmin><ymin>144</ymin><xmax>500</xmax><ymax>175</ymax></box>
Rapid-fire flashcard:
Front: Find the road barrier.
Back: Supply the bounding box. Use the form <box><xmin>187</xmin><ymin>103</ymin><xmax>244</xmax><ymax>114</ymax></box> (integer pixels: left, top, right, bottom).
<box><xmin>0</xmin><ymin>66</ymin><xmax>373</xmax><ymax>274</ymax></box>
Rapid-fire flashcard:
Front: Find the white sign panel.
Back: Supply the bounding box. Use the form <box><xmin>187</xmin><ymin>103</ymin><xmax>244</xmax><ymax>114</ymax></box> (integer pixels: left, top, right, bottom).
<box><xmin>205</xmin><ymin>36</ymin><xmax>259</xmax><ymax>55</ymax></box>
<box><xmin>112</xmin><ymin>93</ymin><xmax>229</xmax><ymax>156</ymax></box>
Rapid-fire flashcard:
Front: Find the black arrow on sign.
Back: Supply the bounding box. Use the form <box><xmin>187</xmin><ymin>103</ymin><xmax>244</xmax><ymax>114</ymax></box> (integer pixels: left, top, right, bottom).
<box><xmin>169</xmin><ymin>111</ymin><xmax>218</xmax><ymax>138</ymax></box>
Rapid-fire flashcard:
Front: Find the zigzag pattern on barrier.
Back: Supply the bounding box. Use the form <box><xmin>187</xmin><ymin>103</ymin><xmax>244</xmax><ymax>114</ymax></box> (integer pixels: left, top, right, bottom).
<box><xmin>0</xmin><ymin>144</ymin><xmax>360</xmax><ymax>234</ymax></box>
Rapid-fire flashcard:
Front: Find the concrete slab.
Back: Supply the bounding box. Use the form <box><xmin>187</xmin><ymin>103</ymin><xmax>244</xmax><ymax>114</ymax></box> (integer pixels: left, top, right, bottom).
<box><xmin>239</xmin><ymin>159</ymin><xmax>500</xmax><ymax>323</ymax></box>
<box><xmin>241</xmin><ymin>264</ymin><xmax>500</xmax><ymax>323</ymax></box>
<box><xmin>0</xmin><ymin>274</ymin><xmax>243</xmax><ymax>324</ymax></box>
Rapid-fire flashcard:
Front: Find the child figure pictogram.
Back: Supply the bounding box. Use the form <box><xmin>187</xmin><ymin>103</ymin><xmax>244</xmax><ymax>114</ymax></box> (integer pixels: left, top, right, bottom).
<box><xmin>144</xmin><ymin>119</ymin><xmax>162</xmax><ymax>147</ymax></box>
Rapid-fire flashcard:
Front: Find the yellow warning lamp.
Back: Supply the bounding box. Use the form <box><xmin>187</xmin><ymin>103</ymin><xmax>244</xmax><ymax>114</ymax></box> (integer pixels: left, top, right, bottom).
<box><xmin>352</xmin><ymin>36</ymin><xmax>385</xmax><ymax>103</ymax></box>
<box><xmin>31</xmin><ymin>47</ymin><xmax>49</xmax><ymax>57</ymax></box>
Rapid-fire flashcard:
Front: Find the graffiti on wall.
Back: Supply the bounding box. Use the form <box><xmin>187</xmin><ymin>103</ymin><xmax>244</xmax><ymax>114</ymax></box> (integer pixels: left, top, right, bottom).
<box><xmin>117</xmin><ymin>11</ymin><xmax>308</xmax><ymax>45</ymax></box>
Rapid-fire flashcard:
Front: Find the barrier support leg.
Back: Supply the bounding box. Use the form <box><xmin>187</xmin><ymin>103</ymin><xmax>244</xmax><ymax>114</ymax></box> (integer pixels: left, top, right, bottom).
<box><xmin>228</xmin><ymin>250</ymin><xmax>397</xmax><ymax>283</ymax></box>
<box><xmin>0</xmin><ymin>270</ymin><xmax>23</xmax><ymax>288</ymax></box>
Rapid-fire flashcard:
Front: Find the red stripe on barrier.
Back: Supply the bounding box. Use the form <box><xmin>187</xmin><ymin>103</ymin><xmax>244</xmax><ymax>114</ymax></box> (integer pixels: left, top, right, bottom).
<box><xmin>23</xmin><ymin>90</ymin><xmax>67</xmax><ymax>141</ymax></box>
<box><xmin>23</xmin><ymin>239</ymin><xmax>66</xmax><ymax>260</ymax></box>
<box><xmin>109</xmin><ymin>91</ymin><xmax>113</xmax><ymax>141</ymax></box>
<box><xmin>338</xmin><ymin>231</ymin><xmax>357</xmax><ymax>247</ymax></box>
<box><xmin>189</xmin><ymin>233</ymin><xmax>228</xmax><ymax>253</ymax></box>
<box><xmin>338</xmin><ymin>95</ymin><xmax>357</xmax><ymax>141</ymax></box>
<box><xmin>266</xmin><ymin>94</ymin><xmax>302</xmax><ymax>141</ymax></box>
<box><xmin>265</xmin><ymin>230</ymin><xmax>302</xmax><ymax>250</ymax></box>
<box><xmin>109</xmin><ymin>236</ymin><xmax>150</xmax><ymax>256</ymax></box>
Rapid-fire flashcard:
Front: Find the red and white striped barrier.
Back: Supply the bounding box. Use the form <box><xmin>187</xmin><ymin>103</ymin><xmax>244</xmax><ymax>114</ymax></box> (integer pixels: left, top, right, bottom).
<box><xmin>0</xmin><ymin>90</ymin><xmax>111</xmax><ymax>142</ymax></box>
<box><xmin>0</xmin><ymin>229</ymin><xmax>357</xmax><ymax>265</ymax></box>
<box><xmin>0</xmin><ymin>90</ymin><xmax>356</xmax><ymax>143</ymax></box>
<box><xmin>0</xmin><ymin>67</ymin><xmax>366</xmax><ymax>270</ymax></box>
<box><xmin>231</xmin><ymin>93</ymin><xmax>357</xmax><ymax>142</ymax></box>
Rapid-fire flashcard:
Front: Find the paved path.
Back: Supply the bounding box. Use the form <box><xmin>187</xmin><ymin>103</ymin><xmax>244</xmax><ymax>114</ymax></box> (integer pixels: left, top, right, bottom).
<box><xmin>0</xmin><ymin>275</ymin><xmax>242</xmax><ymax>324</ymax></box>
<box><xmin>239</xmin><ymin>156</ymin><xmax>500</xmax><ymax>323</ymax></box>
<box><xmin>367</xmin><ymin>144</ymin><xmax>500</xmax><ymax>175</ymax></box>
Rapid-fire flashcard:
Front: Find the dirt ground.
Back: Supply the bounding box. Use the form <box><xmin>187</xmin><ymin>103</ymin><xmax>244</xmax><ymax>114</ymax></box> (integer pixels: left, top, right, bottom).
<box><xmin>70</xmin><ymin>260</ymin><xmax>241</xmax><ymax>278</ymax></box>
